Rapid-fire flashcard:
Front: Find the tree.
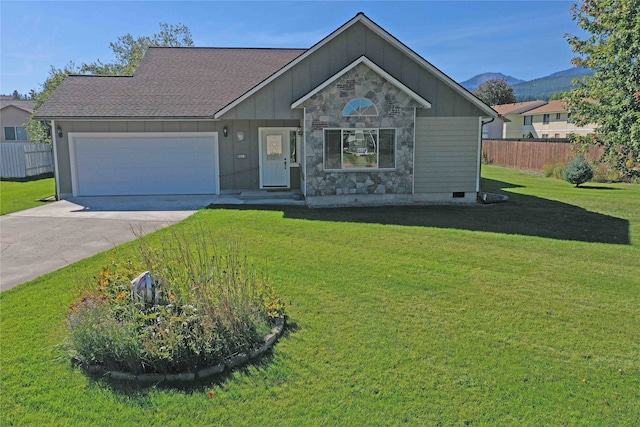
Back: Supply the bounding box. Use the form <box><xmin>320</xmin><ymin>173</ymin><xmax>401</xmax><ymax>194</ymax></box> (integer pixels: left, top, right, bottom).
<box><xmin>27</xmin><ymin>62</ymin><xmax>80</xmax><ymax>142</ymax></box>
<box><xmin>565</xmin><ymin>0</ymin><xmax>640</xmax><ymax>178</ymax></box>
<box><xmin>28</xmin><ymin>23</ymin><xmax>194</xmax><ymax>142</ymax></box>
<box><xmin>4</xmin><ymin>90</ymin><xmax>29</xmax><ymax>100</ymax></box>
<box><xmin>563</xmin><ymin>155</ymin><xmax>594</xmax><ymax>186</ymax></box>
<box><xmin>550</xmin><ymin>91</ymin><xmax>569</xmax><ymax>101</ymax></box>
<box><xmin>80</xmin><ymin>23</ymin><xmax>193</xmax><ymax>75</ymax></box>
<box><xmin>474</xmin><ymin>79</ymin><xmax>517</xmax><ymax>106</ymax></box>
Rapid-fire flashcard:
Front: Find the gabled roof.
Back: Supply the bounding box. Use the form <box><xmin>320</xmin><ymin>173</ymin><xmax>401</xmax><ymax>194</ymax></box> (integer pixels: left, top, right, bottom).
<box><xmin>35</xmin><ymin>48</ymin><xmax>306</xmax><ymax>119</ymax></box>
<box><xmin>491</xmin><ymin>100</ymin><xmax>547</xmax><ymax>115</ymax></box>
<box><xmin>217</xmin><ymin>12</ymin><xmax>496</xmax><ymax>119</ymax></box>
<box><xmin>35</xmin><ymin>12</ymin><xmax>496</xmax><ymax>120</ymax></box>
<box><xmin>523</xmin><ymin>99</ymin><xmax>567</xmax><ymax>114</ymax></box>
<box><xmin>291</xmin><ymin>56</ymin><xmax>431</xmax><ymax>110</ymax></box>
<box><xmin>0</xmin><ymin>98</ymin><xmax>35</xmax><ymax>113</ymax></box>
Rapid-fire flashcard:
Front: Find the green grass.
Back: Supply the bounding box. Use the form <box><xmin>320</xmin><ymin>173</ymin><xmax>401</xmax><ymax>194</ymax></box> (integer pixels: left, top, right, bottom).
<box><xmin>1</xmin><ymin>166</ymin><xmax>639</xmax><ymax>426</ymax></box>
<box><xmin>0</xmin><ymin>176</ymin><xmax>55</xmax><ymax>215</ymax></box>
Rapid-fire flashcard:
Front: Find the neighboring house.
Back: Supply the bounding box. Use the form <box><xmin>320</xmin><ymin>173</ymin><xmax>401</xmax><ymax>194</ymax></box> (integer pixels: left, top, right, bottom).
<box><xmin>485</xmin><ymin>100</ymin><xmax>547</xmax><ymax>139</ymax></box>
<box><xmin>522</xmin><ymin>100</ymin><xmax>596</xmax><ymax>139</ymax></box>
<box><xmin>489</xmin><ymin>99</ymin><xmax>597</xmax><ymax>139</ymax></box>
<box><xmin>34</xmin><ymin>13</ymin><xmax>497</xmax><ymax>206</ymax></box>
<box><xmin>0</xmin><ymin>96</ymin><xmax>34</xmax><ymax>142</ymax></box>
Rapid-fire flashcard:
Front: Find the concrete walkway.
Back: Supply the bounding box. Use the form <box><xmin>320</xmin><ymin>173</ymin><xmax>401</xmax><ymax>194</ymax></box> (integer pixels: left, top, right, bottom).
<box><xmin>0</xmin><ymin>195</ymin><xmax>215</xmax><ymax>292</ymax></box>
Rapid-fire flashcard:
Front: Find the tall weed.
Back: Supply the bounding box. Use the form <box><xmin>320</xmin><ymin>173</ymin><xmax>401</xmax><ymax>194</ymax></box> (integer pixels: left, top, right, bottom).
<box><xmin>66</xmin><ymin>226</ymin><xmax>284</xmax><ymax>374</ymax></box>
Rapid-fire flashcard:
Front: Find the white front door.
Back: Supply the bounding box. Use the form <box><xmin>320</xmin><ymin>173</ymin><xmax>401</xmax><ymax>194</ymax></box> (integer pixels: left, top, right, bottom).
<box><xmin>259</xmin><ymin>128</ymin><xmax>291</xmax><ymax>188</ymax></box>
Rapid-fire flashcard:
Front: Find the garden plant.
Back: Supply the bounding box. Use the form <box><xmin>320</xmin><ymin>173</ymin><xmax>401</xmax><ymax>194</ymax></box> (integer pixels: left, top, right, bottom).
<box><xmin>563</xmin><ymin>155</ymin><xmax>594</xmax><ymax>187</ymax></box>
<box><xmin>66</xmin><ymin>228</ymin><xmax>284</xmax><ymax>376</ymax></box>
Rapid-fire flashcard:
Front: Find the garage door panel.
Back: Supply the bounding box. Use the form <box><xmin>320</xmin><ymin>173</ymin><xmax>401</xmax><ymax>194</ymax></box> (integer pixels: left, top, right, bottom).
<box><xmin>73</xmin><ymin>135</ymin><xmax>218</xmax><ymax>196</ymax></box>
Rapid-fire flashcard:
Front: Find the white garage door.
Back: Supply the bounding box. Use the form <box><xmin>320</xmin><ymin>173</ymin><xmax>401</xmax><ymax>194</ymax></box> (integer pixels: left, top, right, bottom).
<box><xmin>71</xmin><ymin>133</ymin><xmax>218</xmax><ymax>196</ymax></box>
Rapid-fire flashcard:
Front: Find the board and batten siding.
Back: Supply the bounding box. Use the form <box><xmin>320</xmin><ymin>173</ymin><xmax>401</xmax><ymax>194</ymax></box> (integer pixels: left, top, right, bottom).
<box><xmin>220</xmin><ymin>21</ymin><xmax>486</xmax><ymax>121</ymax></box>
<box><xmin>54</xmin><ymin>119</ymin><xmax>298</xmax><ymax>196</ymax></box>
<box><xmin>414</xmin><ymin>117</ymin><xmax>480</xmax><ymax>200</ymax></box>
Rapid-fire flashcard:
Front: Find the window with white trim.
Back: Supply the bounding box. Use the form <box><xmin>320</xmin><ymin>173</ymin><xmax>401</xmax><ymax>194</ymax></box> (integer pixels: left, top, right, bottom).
<box><xmin>555</xmin><ymin>113</ymin><xmax>561</xmax><ymax>120</ymax></box>
<box><xmin>4</xmin><ymin>126</ymin><xmax>27</xmax><ymax>141</ymax></box>
<box><xmin>523</xmin><ymin>116</ymin><xmax>532</xmax><ymax>125</ymax></box>
<box><xmin>543</xmin><ymin>114</ymin><xmax>550</xmax><ymax>124</ymax></box>
<box><xmin>324</xmin><ymin>128</ymin><xmax>395</xmax><ymax>170</ymax></box>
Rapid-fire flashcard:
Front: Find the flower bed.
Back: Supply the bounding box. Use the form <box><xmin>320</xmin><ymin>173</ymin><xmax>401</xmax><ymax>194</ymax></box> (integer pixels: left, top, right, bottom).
<box><xmin>78</xmin><ymin>315</ymin><xmax>285</xmax><ymax>383</ymax></box>
<box><xmin>66</xmin><ymin>228</ymin><xmax>285</xmax><ymax>381</ymax></box>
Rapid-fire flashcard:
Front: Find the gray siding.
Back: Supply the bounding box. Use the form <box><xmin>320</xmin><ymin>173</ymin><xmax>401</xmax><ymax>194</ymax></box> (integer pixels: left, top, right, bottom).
<box><xmin>414</xmin><ymin>117</ymin><xmax>480</xmax><ymax>194</ymax></box>
<box><xmin>54</xmin><ymin>119</ymin><xmax>297</xmax><ymax>196</ymax></box>
<box><xmin>0</xmin><ymin>106</ymin><xmax>31</xmax><ymax>142</ymax></box>
<box><xmin>221</xmin><ymin>22</ymin><xmax>487</xmax><ymax>120</ymax></box>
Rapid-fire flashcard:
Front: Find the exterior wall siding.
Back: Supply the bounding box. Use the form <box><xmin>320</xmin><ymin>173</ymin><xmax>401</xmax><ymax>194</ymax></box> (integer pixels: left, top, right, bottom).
<box><xmin>220</xmin><ymin>22</ymin><xmax>486</xmax><ymax>121</ymax></box>
<box><xmin>503</xmin><ymin>112</ymin><xmax>597</xmax><ymax>139</ymax></box>
<box><xmin>300</xmin><ymin>63</ymin><xmax>419</xmax><ymax>201</ymax></box>
<box><xmin>414</xmin><ymin>117</ymin><xmax>480</xmax><ymax>196</ymax></box>
<box><xmin>1</xmin><ymin>106</ymin><xmax>31</xmax><ymax>142</ymax></box>
<box><xmin>54</xmin><ymin>119</ymin><xmax>298</xmax><ymax>197</ymax></box>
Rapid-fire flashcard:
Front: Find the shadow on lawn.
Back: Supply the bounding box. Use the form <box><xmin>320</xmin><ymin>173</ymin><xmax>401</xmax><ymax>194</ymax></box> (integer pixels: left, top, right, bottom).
<box><xmin>207</xmin><ymin>178</ymin><xmax>630</xmax><ymax>245</ymax></box>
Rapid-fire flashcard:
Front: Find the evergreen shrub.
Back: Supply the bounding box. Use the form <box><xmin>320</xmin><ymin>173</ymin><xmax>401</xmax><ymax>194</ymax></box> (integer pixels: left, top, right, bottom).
<box><xmin>562</xmin><ymin>156</ymin><xmax>594</xmax><ymax>187</ymax></box>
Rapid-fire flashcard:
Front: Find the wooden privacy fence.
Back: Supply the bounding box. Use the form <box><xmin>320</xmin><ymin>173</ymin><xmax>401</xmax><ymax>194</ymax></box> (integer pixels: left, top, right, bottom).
<box><xmin>1</xmin><ymin>142</ymin><xmax>54</xmax><ymax>178</ymax></box>
<box><xmin>482</xmin><ymin>139</ymin><xmax>605</xmax><ymax>172</ymax></box>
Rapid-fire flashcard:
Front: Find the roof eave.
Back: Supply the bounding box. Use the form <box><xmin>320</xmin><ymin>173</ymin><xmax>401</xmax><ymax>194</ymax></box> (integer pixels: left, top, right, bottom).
<box><xmin>32</xmin><ymin>115</ymin><xmax>217</xmax><ymax>121</ymax></box>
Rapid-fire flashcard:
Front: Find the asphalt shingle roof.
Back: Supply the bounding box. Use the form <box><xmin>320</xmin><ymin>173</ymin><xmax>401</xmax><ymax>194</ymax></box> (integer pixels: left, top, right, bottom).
<box><xmin>0</xmin><ymin>98</ymin><xmax>35</xmax><ymax>113</ymax></box>
<box><xmin>34</xmin><ymin>47</ymin><xmax>306</xmax><ymax>119</ymax></box>
<box><xmin>491</xmin><ymin>100</ymin><xmax>547</xmax><ymax>116</ymax></box>
<box><xmin>523</xmin><ymin>99</ymin><xmax>567</xmax><ymax>114</ymax></box>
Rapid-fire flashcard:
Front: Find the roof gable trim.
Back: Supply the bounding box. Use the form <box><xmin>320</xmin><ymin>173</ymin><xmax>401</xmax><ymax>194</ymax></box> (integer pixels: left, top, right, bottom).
<box><xmin>214</xmin><ymin>12</ymin><xmax>497</xmax><ymax>119</ymax></box>
<box><xmin>291</xmin><ymin>56</ymin><xmax>431</xmax><ymax>109</ymax></box>
<box><xmin>1</xmin><ymin>104</ymin><xmax>33</xmax><ymax>114</ymax></box>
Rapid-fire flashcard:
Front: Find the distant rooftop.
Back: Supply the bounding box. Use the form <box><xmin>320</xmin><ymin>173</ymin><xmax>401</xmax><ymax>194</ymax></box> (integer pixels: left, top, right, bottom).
<box><xmin>492</xmin><ymin>100</ymin><xmax>547</xmax><ymax>115</ymax></box>
<box><xmin>524</xmin><ymin>100</ymin><xmax>567</xmax><ymax>114</ymax></box>
<box><xmin>0</xmin><ymin>97</ymin><xmax>35</xmax><ymax>113</ymax></box>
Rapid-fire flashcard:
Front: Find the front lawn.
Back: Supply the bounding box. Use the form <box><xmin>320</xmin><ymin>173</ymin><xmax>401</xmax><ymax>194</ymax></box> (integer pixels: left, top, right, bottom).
<box><xmin>1</xmin><ymin>166</ymin><xmax>638</xmax><ymax>426</ymax></box>
<box><xmin>0</xmin><ymin>176</ymin><xmax>55</xmax><ymax>215</ymax></box>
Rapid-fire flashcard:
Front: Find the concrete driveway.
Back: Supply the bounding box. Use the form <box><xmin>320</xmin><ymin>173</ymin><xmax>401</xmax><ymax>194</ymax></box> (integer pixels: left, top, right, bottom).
<box><xmin>0</xmin><ymin>195</ymin><xmax>215</xmax><ymax>292</ymax></box>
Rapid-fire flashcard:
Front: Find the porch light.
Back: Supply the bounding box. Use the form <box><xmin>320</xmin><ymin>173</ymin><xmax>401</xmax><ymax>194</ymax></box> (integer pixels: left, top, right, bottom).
<box><xmin>56</xmin><ymin>125</ymin><xmax>63</xmax><ymax>138</ymax></box>
<box><xmin>223</xmin><ymin>126</ymin><xmax>228</xmax><ymax>137</ymax></box>
<box><xmin>297</xmin><ymin>126</ymin><xmax>302</xmax><ymax>135</ymax></box>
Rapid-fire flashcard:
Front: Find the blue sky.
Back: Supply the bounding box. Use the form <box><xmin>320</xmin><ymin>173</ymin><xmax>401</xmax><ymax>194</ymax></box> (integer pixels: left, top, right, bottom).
<box><xmin>0</xmin><ymin>1</ymin><xmax>586</xmax><ymax>96</ymax></box>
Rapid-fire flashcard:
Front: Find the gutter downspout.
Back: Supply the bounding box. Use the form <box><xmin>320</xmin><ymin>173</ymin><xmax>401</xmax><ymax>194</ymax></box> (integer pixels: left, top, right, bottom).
<box><xmin>477</xmin><ymin>117</ymin><xmax>495</xmax><ymax>194</ymax></box>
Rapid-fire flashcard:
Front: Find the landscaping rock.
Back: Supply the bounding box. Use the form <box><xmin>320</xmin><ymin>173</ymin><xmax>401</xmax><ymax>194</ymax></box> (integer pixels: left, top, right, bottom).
<box><xmin>225</xmin><ymin>353</ymin><xmax>249</xmax><ymax>369</ymax></box>
<box><xmin>138</xmin><ymin>373</ymin><xmax>166</xmax><ymax>383</ymax></box>
<box><xmin>165</xmin><ymin>373</ymin><xmax>195</xmax><ymax>382</ymax></box>
<box><xmin>110</xmin><ymin>370</ymin><xmax>136</xmax><ymax>381</ymax></box>
<box><xmin>272</xmin><ymin>316</ymin><xmax>285</xmax><ymax>337</ymax></box>
<box><xmin>197</xmin><ymin>363</ymin><xmax>226</xmax><ymax>379</ymax></box>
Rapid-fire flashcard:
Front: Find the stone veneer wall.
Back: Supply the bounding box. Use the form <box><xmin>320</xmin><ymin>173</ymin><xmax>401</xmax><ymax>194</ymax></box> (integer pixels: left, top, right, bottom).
<box><xmin>302</xmin><ymin>63</ymin><xmax>421</xmax><ymax>198</ymax></box>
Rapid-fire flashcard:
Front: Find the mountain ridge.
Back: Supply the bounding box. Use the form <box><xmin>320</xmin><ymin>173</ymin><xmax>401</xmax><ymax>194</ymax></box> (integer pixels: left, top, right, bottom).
<box><xmin>460</xmin><ymin>67</ymin><xmax>594</xmax><ymax>101</ymax></box>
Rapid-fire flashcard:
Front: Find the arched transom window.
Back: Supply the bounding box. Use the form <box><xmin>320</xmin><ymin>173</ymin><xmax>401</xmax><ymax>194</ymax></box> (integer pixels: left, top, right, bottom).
<box><xmin>342</xmin><ymin>98</ymin><xmax>378</xmax><ymax>116</ymax></box>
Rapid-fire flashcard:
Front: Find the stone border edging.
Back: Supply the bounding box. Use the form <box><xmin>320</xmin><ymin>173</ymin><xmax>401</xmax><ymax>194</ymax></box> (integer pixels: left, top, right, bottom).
<box><xmin>82</xmin><ymin>315</ymin><xmax>285</xmax><ymax>384</ymax></box>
